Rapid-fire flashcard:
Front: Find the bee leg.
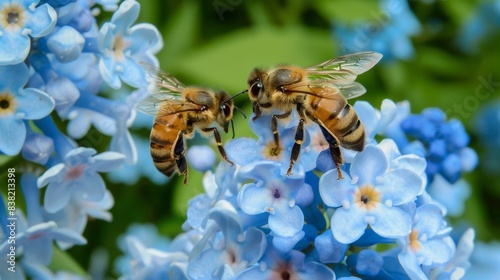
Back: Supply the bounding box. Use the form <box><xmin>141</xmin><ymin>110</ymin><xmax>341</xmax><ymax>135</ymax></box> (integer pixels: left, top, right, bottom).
<box><xmin>287</xmin><ymin>118</ymin><xmax>305</xmax><ymax>175</ymax></box>
<box><xmin>271</xmin><ymin>111</ymin><xmax>292</xmax><ymax>154</ymax></box>
<box><xmin>318</xmin><ymin>126</ymin><xmax>344</xmax><ymax>180</ymax></box>
<box><xmin>173</xmin><ymin>132</ymin><xmax>189</xmax><ymax>184</ymax></box>
<box><xmin>252</xmin><ymin>103</ymin><xmax>262</xmax><ymax>121</ymax></box>
<box><xmin>202</xmin><ymin>127</ymin><xmax>234</xmax><ymax>166</ymax></box>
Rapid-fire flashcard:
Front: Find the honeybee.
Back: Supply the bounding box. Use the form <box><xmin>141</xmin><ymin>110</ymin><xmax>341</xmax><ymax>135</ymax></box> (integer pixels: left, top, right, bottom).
<box><xmin>136</xmin><ymin>70</ymin><xmax>245</xmax><ymax>184</ymax></box>
<box><xmin>247</xmin><ymin>51</ymin><xmax>383</xmax><ymax>179</ymax></box>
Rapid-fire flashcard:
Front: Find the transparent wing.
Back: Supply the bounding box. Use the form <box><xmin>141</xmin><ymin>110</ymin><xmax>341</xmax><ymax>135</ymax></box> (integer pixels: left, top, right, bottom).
<box><xmin>283</xmin><ymin>79</ymin><xmax>367</xmax><ymax>100</ymax></box>
<box><xmin>306</xmin><ymin>51</ymin><xmax>383</xmax><ymax>83</ymax></box>
<box><xmin>135</xmin><ymin>97</ymin><xmax>203</xmax><ymax>116</ymax></box>
<box><xmin>135</xmin><ymin>65</ymin><xmax>189</xmax><ymax>116</ymax></box>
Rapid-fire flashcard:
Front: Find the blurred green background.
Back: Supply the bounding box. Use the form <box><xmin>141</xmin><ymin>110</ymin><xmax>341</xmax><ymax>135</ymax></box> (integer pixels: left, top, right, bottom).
<box><xmin>30</xmin><ymin>0</ymin><xmax>500</xmax><ymax>276</ymax></box>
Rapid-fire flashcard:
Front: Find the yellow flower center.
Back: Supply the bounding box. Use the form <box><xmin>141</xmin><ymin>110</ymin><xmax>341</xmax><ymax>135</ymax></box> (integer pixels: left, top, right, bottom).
<box><xmin>112</xmin><ymin>35</ymin><xmax>125</xmax><ymax>61</ymax></box>
<box><xmin>354</xmin><ymin>184</ymin><xmax>381</xmax><ymax>210</ymax></box>
<box><xmin>262</xmin><ymin>140</ymin><xmax>282</xmax><ymax>160</ymax></box>
<box><xmin>409</xmin><ymin>229</ymin><xmax>421</xmax><ymax>251</ymax></box>
<box><xmin>0</xmin><ymin>93</ymin><xmax>16</xmax><ymax>116</ymax></box>
<box><xmin>0</xmin><ymin>3</ymin><xmax>26</xmax><ymax>31</ymax></box>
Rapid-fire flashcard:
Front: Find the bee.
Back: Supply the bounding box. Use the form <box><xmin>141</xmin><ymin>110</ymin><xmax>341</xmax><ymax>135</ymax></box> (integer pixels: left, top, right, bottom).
<box><xmin>136</xmin><ymin>70</ymin><xmax>246</xmax><ymax>184</ymax></box>
<box><xmin>247</xmin><ymin>51</ymin><xmax>383</xmax><ymax>179</ymax></box>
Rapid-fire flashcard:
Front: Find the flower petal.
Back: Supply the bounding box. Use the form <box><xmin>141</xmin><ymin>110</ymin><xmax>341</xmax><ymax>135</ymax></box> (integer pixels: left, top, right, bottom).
<box><xmin>369</xmin><ymin>206</ymin><xmax>412</xmax><ymax>238</ymax></box>
<box><xmin>44</xmin><ymin>180</ymin><xmax>72</xmax><ymax>213</ymax></box>
<box><xmin>73</xmin><ymin>173</ymin><xmax>106</xmax><ymax>202</ymax></box>
<box><xmin>350</xmin><ymin>145</ymin><xmax>388</xmax><ymax>185</ymax></box>
<box><xmin>331</xmin><ymin>207</ymin><xmax>367</xmax><ymax>244</ymax></box>
<box><xmin>319</xmin><ymin>169</ymin><xmax>355</xmax><ymax>207</ymax></box>
<box><xmin>0</xmin><ymin>33</ymin><xmax>30</xmax><ymax>65</ymax></box>
<box><xmin>129</xmin><ymin>23</ymin><xmax>163</xmax><ymax>55</ymax></box>
<box><xmin>99</xmin><ymin>56</ymin><xmax>121</xmax><ymax>89</ymax></box>
<box><xmin>268</xmin><ymin>203</ymin><xmax>304</xmax><ymax>237</ymax></box>
<box><xmin>91</xmin><ymin>151</ymin><xmax>126</xmax><ymax>172</ymax></box>
<box><xmin>398</xmin><ymin>249</ymin><xmax>428</xmax><ymax>280</ymax></box>
<box><xmin>0</xmin><ymin>115</ymin><xmax>25</xmax><ymax>155</ymax></box>
<box><xmin>37</xmin><ymin>163</ymin><xmax>65</xmax><ymax>188</ymax></box>
<box><xmin>111</xmin><ymin>0</ymin><xmax>140</xmax><ymax>33</ymax></box>
<box><xmin>16</xmin><ymin>88</ymin><xmax>55</xmax><ymax>120</ymax></box>
<box><xmin>226</xmin><ymin>138</ymin><xmax>261</xmax><ymax>165</ymax></box>
<box><xmin>238</xmin><ymin>183</ymin><xmax>273</xmax><ymax>215</ymax></box>
<box><xmin>378</xmin><ymin>169</ymin><xmax>421</xmax><ymax>205</ymax></box>
<box><xmin>118</xmin><ymin>58</ymin><xmax>147</xmax><ymax>88</ymax></box>
<box><xmin>25</xmin><ymin>4</ymin><xmax>57</xmax><ymax>37</ymax></box>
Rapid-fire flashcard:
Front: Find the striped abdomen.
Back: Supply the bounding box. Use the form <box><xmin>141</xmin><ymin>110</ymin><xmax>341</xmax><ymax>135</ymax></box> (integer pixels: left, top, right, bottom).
<box><xmin>308</xmin><ymin>95</ymin><xmax>365</xmax><ymax>151</ymax></box>
<box><xmin>150</xmin><ymin>114</ymin><xmax>186</xmax><ymax>177</ymax></box>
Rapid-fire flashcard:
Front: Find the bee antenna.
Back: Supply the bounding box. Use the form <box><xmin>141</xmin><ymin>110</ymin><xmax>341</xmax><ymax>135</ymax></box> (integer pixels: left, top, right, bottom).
<box><xmin>226</xmin><ymin>89</ymin><xmax>248</xmax><ymax>102</ymax></box>
<box><xmin>234</xmin><ymin>105</ymin><xmax>247</xmax><ymax>119</ymax></box>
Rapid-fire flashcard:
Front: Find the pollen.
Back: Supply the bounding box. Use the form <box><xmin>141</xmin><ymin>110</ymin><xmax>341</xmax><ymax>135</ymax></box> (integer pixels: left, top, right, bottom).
<box><xmin>112</xmin><ymin>35</ymin><xmax>126</xmax><ymax>61</ymax></box>
<box><xmin>262</xmin><ymin>140</ymin><xmax>282</xmax><ymax>159</ymax></box>
<box><xmin>409</xmin><ymin>229</ymin><xmax>421</xmax><ymax>251</ymax></box>
<box><xmin>65</xmin><ymin>165</ymin><xmax>85</xmax><ymax>180</ymax></box>
<box><xmin>0</xmin><ymin>93</ymin><xmax>16</xmax><ymax>116</ymax></box>
<box><xmin>0</xmin><ymin>3</ymin><xmax>26</xmax><ymax>31</ymax></box>
<box><xmin>354</xmin><ymin>184</ymin><xmax>381</xmax><ymax>210</ymax></box>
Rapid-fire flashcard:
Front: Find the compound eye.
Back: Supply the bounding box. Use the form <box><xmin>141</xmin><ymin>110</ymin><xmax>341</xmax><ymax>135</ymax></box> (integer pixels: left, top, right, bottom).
<box><xmin>221</xmin><ymin>103</ymin><xmax>232</xmax><ymax>117</ymax></box>
<box><xmin>249</xmin><ymin>82</ymin><xmax>263</xmax><ymax>98</ymax></box>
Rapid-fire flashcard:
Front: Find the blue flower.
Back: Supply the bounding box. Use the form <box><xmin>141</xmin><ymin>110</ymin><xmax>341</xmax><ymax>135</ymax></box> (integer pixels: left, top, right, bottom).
<box><xmin>187</xmin><ymin>145</ymin><xmax>217</xmax><ymax>173</ymax></box>
<box><xmin>333</xmin><ymin>0</ymin><xmax>421</xmax><ymax>61</ymax></box>
<box><xmin>319</xmin><ymin>143</ymin><xmax>422</xmax><ymax>244</ymax></box>
<box><xmin>458</xmin><ymin>0</ymin><xmax>500</xmax><ymax>52</ymax></box>
<box><xmin>119</xmin><ymin>236</ymin><xmax>189</xmax><ymax>280</ymax></box>
<box><xmin>0</xmin><ymin>174</ymin><xmax>87</xmax><ymax>279</ymax></box>
<box><xmin>236</xmin><ymin>247</ymin><xmax>335</xmax><ymax>279</ymax></box>
<box><xmin>115</xmin><ymin>223</ymin><xmax>171</xmax><ymax>275</ymax></box>
<box><xmin>313</xmin><ymin>229</ymin><xmax>348</xmax><ymax>264</ymax></box>
<box><xmin>427</xmin><ymin>175</ymin><xmax>470</xmax><ymax>217</ymax></box>
<box><xmin>0</xmin><ymin>63</ymin><xmax>55</xmax><ymax>155</ymax></box>
<box><xmin>400</xmin><ymin>108</ymin><xmax>478</xmax><ymax>183</ymax></box>
<box><xmin>237</xmin><ymin>161</ymin><xmax>306</xmax><ymax>250</ymax></box>
<box><xmin>472</xmin><ymin>100</ymin><xmax>500</xmax><ymax>173</ymax></box>
<box><xmin>226</xmin><ymin>112</ymin><xmax>321</xmax><ymax>176</ymax></box>
<box><xmin>98</xmin><ymin>0</ymin><xmax>163</xmax><ymax>89</ymax></box>
<box><xmin>187</xmin><ymin>203</ymin><xmax>267</xmax><ymax>279</ymax></box>
<box><xmin>21</xmin><ymin>126</ymin><xmax>54</xmax><ymax>165</ymax></box>
<box><xmin>37</xmin><ymin>147</ymin><xmax>125</xmax><ymax>213</ymax></box>
<box><xmin>0</xmin><ymin>0</ymin><xmax>56</xmax><ymax>65</ymax></box>
<box><xmin>397</xmin><ymin>204</ymin><xmax>455</xmax><ymax>279</ymax></box>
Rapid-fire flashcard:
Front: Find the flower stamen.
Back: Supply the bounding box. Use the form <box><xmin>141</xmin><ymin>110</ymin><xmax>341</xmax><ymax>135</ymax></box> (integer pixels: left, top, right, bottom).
<box><xmin>354</xmin><ymin>185</ymin><xmax>381</xmax><ymax>210</ymax></box>
<box><xmin>0</xmin><ymin>93</ymin><xmax>16</xmax><ymax>116</ymax></box>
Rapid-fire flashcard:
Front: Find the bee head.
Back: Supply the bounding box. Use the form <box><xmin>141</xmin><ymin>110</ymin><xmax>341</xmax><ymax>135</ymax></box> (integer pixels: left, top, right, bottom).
<box><xmin>248</xmin><ymin>68</ymin><xmax>266</xmax><ymax>102</ymax></box>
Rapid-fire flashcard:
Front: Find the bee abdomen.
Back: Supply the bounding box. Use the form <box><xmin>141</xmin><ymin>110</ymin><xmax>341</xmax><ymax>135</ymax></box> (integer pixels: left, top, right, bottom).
<box><xmin>340</xmin><ymin>119</ymin><xmax>365</xmax><ymax>151</ymax></box>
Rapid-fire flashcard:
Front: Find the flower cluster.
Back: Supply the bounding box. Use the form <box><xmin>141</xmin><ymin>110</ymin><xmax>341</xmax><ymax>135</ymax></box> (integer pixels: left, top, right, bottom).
<box><xmin>333</xmin><ymin>0</ymin><xmax>421</xmax><ymax>61</ymax></box>
<box><xmin>117</xmin><ymin>99</ymin><xmax>476</xmax><ymax>279</ymax></box>
<box><xmin>0</xmin><ymin>0</ymin><xmax>161</xmax><ymax>278</ymax></box>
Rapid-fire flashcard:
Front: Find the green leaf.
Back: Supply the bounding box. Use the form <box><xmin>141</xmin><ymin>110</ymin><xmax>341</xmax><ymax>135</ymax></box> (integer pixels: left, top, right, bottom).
<box><xmin>49</xmin><ymin>246</ymin><xmax>88</xmax><ymax>276</ymax></box>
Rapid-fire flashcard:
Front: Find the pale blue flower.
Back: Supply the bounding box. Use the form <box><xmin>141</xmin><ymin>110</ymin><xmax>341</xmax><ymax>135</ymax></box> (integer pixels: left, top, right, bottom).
<box><xmin>0</xmin><ymin>174</ymin><xmax>87</xmax><ymax>279</ymax></box>
<box><xmin>236</xmin><ymin>248</ymin><xmax>335</xmax><ymax>279</ymax></box>
<box><xmin>398</xmin><ymin>204</ymin><xmax>455</xmax><ymax>279</ymax></box>
<box><xmin>0</xmin><ymin>63</ymin><xmax>55</xmax><ymax>155</ymax></box>
<box><xmin>98</xmin><ymin>0</ymin><xmax>162</xmax><ymax>89</ymax></box>
<box><xmin>427</xmin><ymin>175</ymin><xmax>470</xmax><ymax>217</ymax></box>
<box><xmin>319</xmin><ymin>143</ymin><xmax>422</xmax><ymax>244</ymax></box>
<box><xmin>187</xmin><ymin>145</ymin><xmax>217</xmax><ymax>173</ymax></box>
<box><xmin>187</xmin><ymin>203</ymin><xmax>267</xmax><ymax>279</ymax></box>
<box><xmin>37</xmin><ymin>147</ymin><xmax>125</xmax><ymax>213</ymax></box>
<box><xmin>227</xmin><ymin>112</ymin><xmax>320</xmax><ymax>176</ymax></box>
<box><xmin>0</xmin><ymin>0</ymin><xmax>56</xmax><ymax>65</ymax></box>
<box><xmin>21</xmin><ymin>126</ymin><xmax>54</xmax><ymax>165</ymax></box>
<box><xmin>333</xmin><ymin>0</ymin><xmax>421</xmax><ymax>61</ymax></box>
<box><xmin>237</xmin><ymin>161</ymin><xmax>306</xmax><ymax>250</ymax></box>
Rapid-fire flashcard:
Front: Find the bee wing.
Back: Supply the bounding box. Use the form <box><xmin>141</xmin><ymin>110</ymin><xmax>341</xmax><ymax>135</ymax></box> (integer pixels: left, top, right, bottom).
<box><xmin>283</xmin><ymin>79</ymin><xmax>367</xmax><ymax>100</ymax></box>
<box><xmin>135</xmin><ymin>96</ymin><xmax>203</xmax><ymax>116</ymax></box>
<box><xmin>306</xmin><ymin>51</ymin><xmax>383</xmax><ymax>83</ymax></box>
